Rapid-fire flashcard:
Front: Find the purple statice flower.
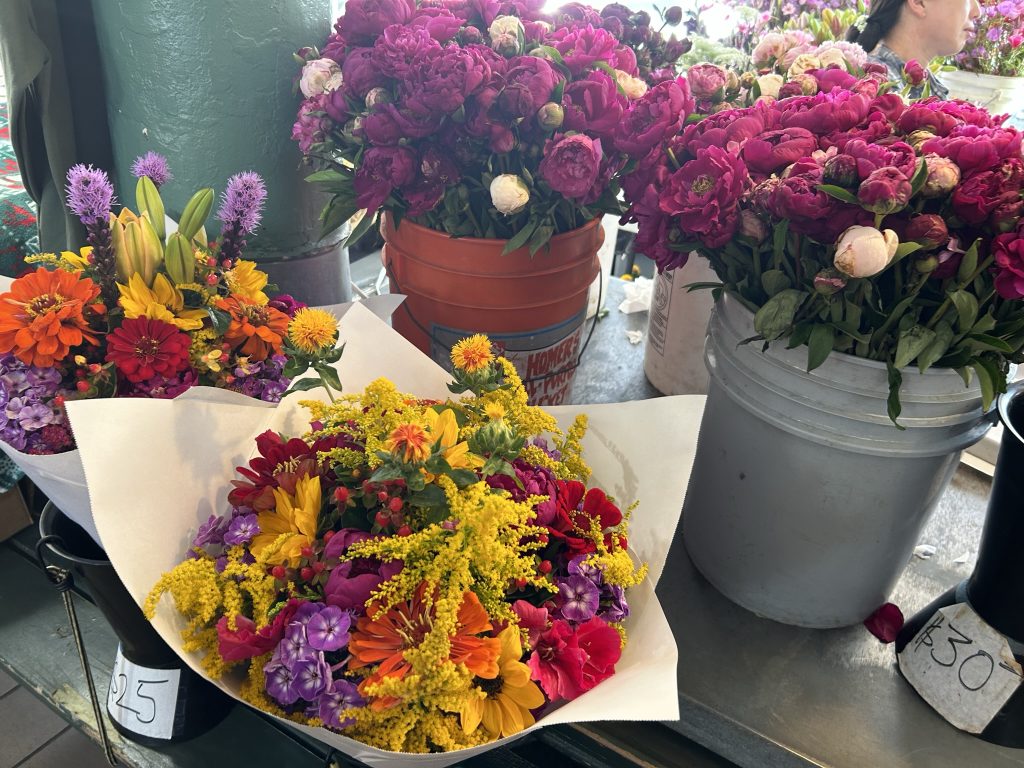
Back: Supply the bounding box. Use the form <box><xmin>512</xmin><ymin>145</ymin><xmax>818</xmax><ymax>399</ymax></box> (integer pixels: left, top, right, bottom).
<box><xmin>217</xmin><ymin>171</ymin><xmax>267</xmax><ymax>235</ymax></box>
<box><xmin>224</xmin><ymin>513</ymin><xmax>260</xmax><ymax>546</ymax></box>
<box><xmin>292</xmin><ymin>654</ymin><xmax>332</xmax><ymax>701</ymax></box>
<box><xmin>130</xmin><ymin>151</ymin><xmax>173</xmax><ymax>187</ymax></box>
<box><xmin>598</xmin><ymin>583</ymin><xmax>630</xmax><ymax>623</ymax></box>
<box><xmin>264</xmin><ymin>659</ymin><xmax>301</xmax><ymax>706</ymax></box>
<box><xmin>318</xmin><ymin>679</ymin><xmax>365</xmax><ymax>729</ymax></box>
<box><xmin>557</xmin><ymin>575</ymin><xmax>601</xmax><ymax>623</ymax></box>
<box><xmin>66</xmin><ymin>164</ymin><xmax>116</xmax><ymax>223</ymax></box>
<box><xmin>307</xmin><ymin>606</ymin><xmax>352</xmax><ymax>652</ymax></box>
<box><xmin>192</xmin><ymin>514</ymin><xmax>229</xmax><ymax>549</ymax></box>
<box><xmin>226</xmin><ymin>354</ymin><xmax>290</xmax><ymax>402</ymax></box>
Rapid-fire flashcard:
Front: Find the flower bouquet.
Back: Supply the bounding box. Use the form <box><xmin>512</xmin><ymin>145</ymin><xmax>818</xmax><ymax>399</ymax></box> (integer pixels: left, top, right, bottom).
<box><xmin>623</xmin><ymin>72</ymin><xmax>1024</xmax><ymax>417</ymax></box>
<box><xmin>0</xmin><ymin>156</ymin><xmax>342</xmax><ymax>543</ymax></box>
<box><xmin>65</xmin><ymin>302</ymin><xmax>695</xmax><ymax>766</ymax></box>
<box><xmin>949</xmin><ymin>0</ymin><xmax>1024</xmax><ymax>78</ymax></box>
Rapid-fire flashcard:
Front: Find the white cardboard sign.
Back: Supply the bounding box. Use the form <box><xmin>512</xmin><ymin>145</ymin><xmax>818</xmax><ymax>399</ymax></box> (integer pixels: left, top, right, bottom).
<box><xmin>898</xmin><ymin>603</ymin><xmax>1024</xmax><ymax>734</ymax></box>
<box><xmin>106</xmin><ymin>645</ymin><xmax>181</xmax><ymax>740</ymax></box>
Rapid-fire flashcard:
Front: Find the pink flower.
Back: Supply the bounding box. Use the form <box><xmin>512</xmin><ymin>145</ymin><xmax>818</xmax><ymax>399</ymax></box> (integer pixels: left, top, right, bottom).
<box><xmin>291</xmin><ymin>95</ymin><xmax>330</xmax><ymax>155</ymax></box>
<box><xmin>548</xmin><ymin>24</ymin><xmax>619</xmax><ymax>75</ymax></box>
<box><xmin>409</xmin><ymin>7</ymin><xmax>463</xmax><ymax>41</ymax></box>
<box><xmin>513</xmin><ymin>600</ymin><xmax>550</xmax><ymax>649</ymax></box>
<box><xmin>903</xmin><ymin>59</ymin><xmax>926</xmax><ymax>87</ymax></box>
<box><xmin>562</xmin><ymin>70</ymin><xmax>626</xmax><ymax>141</ymax></box>
<box><xmin>659</xmin><ymin>145</ymin><xmax>748</xmax><ymax>249</ymax></box>
<box><xmin>404</xmin><ymin>46</ymin><xmax>492</xmax><ymax>115</ymax></box>
<box><xmin>528</xmin><ymin>619</ymin><xmax>587</xmax><ymax>700</ymax></box>
<box><xmin>342</xmin><ymin>48</ymin><xmax>387</xmax><ymax>98</ymax></box>
<box><xmin>844</xmin><ymin>139</ymin><xmax>918</xmax><ymax>182</ymax></box>
<box><xmin>677</xmin><ymin>105</ymin><xmax>770</xmax><ymax>160</ymax></box>
<box><xmin>993</xmin><ymin>230</ymin><xmax>1024</xmax><ymax>299</ymax></box>
<box><xmin>864</xmin><ymin>603</ymin><xmax>904</xmax><ymax>644</ymax></box>
<box><xmin>740</xmin><ymin>127</ymin><xmax>818</xmax><ymax>176</ymax></box>
<box><xmin>952</xmin><ymin>159</ymin><xmax>1024</xmax><ymax>226</ymax></box>
<box><xmin>769</xmin><ymin>167</ymin><xmax>868</xmax><ymax>243</ymax></box>
<box><xmin>217</xmin><ymin>600</ymin><xmax>301</xmax><ymax>661</ymax></box>
<box><xmin>372</xmin><ymin>25</ymin><xmax>442</xmax><ymax>78</ymax></box>
<box><xmin>686</xmin><ymin>63</ymin><xmax>727</xmax><ymax>101</ymax></box>
<box><xmin>857</xmin><ymin>167</ymin><xmax>912</xmax><ymax>215</ymax></box>
<box><xmin>778</xmin><ymin>89</ymin><xmax>872</xmax><ymax>135</ymax></box>
<box><xmin>539</xmin><ymin>134</ymin><xmax>602</xmax><ymax>200</ymax></box>
<box><xmin>353</xmin><ymin>145</ymin><xmax>418</xmax><ymax>212</ymax></box>
<box><xmin>505</xmin><ymin>56</ymin><xmax>563</xmax><ymax>111</ymax></box>
<box><xmin>574</xmin><ymin>617</ymin><xmax>622</xmax><ymax>692</ymax></box>
<box><xmin>336</xmin><ymin>0</ymin><xmax>416</xmax><ymax>44</ymax></box>
<box><xmin>614</xmin><ymin>77</ymin><xmax>693</xmax><ymax>157</ymax></box>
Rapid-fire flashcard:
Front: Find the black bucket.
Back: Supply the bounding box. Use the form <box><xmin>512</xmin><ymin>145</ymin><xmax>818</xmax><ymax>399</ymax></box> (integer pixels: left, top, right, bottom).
<box><xmin>38</xmin><ymin>503</ymin><xmax>233</xmax><ymax>745</ymax></box>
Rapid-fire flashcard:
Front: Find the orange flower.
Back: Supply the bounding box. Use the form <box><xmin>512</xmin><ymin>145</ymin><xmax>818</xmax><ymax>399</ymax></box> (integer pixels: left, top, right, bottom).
<box><xmin>384</xmin><ymin>422</ymin><xmax>431</xmax><ymax>463</ymax></box>
<box><xmin>0</xmin><ymin>267</ymin><xmax>100</xmax><ymax>366</ymax></box>
<box><xmin>349</xmin><ymin>584</ymin><xmax>500</xmax><ymax>709</ymax></box>
<box><xmin>216</xmin><ymin>295</ymin><xmax>290</xmax><ymax>361</ymax></box>
<box><xmin>450</xmin><ymin>334</ymin><xmax>494</xmax><ymax>373</ymax></box>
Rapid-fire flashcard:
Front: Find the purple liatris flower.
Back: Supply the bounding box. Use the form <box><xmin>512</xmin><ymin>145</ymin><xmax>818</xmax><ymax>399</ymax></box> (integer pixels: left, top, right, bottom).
<box><xmin>557</xmin><ymin>574</ymin><xmax>601</xmax><ymax>622</ymax></box>
<box><xmin>130</xmin><ymin>151</ymin><xmax>173</xmax><ymax>187</ymax></box>
<box><xmin>224</xmin><ymin>513</ymin><xmax>260</xmax><ymax>546</ymax></box>
<box><xmin>318</xmin><ymin>679</ymin><xmax>364</xmax><ymax>729</ymax></box>
<box><xmin>217</xmin><ymin>171</ymin><xmax>267</xmax><ymax>235</ymax></box>
<box><xmin>307</xmin><ymin>606</ymin><xmax>352</xmax><ymax>652</ymax></box>
<box><xmin>66</xmin><ymin>164</ymin><xmax>116</xmax><ymax>223</ymax></box>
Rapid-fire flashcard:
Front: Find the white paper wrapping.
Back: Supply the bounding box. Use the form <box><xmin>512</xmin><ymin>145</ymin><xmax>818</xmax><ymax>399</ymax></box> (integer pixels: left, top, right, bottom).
<box><xmin>67</xmin><ymin>302</ymin><xmax>704</xmax><ymax>767</ymax></box>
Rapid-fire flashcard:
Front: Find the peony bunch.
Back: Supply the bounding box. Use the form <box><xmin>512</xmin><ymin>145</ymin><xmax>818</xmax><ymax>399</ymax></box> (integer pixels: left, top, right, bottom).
<box><xmin>292</xmin><ymin>0</ymin><xmax>692</xmax><ymax>255</ymax></box>
<box><xmin>147</xmin><ymin>336</ymin><xmax>645</xmax><ymax>752</ymax></box>
<box><xmin>621</xmin><ymin>72</ymin><xmax>1024</xmax><ymax>420</ymax></box>
<box><xmin>0</xmin><ymin>156</ymin><xmax>342</xmax><ymax>455</ymax></box>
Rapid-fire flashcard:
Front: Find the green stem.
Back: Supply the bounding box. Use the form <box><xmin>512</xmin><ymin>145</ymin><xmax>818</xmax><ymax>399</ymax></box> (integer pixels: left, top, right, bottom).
<box><xmin>926</xmin><ymin>254</ymin><xmax>995</xmax><ymax>330</ymax></box>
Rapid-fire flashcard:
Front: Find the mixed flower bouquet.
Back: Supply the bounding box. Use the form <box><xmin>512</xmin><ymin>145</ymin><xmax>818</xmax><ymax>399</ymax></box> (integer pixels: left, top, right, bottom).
<box><xmin>949</xmin><ymin>0</ymin><xmax>1024</xmax><ymax>78</ymax></box>
<box><xmin>146</xmin><ymin>337</ymin><xmax>645</xmax><ymax>752</ymax></box>
<box><xmin>291</xmin><ymin>0</ymin><xmax>689</xmax><ymax>254</ymax></box>
<box><xmin>622</xmin><ymin>72</ymin><xmax>1024</xmax><ymax>419</ymax></box>
<box><xmin>0</xmin><ymin>155</ymin><xmax>340</xmax><ymax>457</ymax></box>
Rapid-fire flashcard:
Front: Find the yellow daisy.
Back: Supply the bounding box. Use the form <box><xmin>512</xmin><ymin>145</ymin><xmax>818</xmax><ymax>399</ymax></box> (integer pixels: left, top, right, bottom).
<box><xmin>288</xmin><ymin>308</ymin><xmax>338</xmax><ymax>355</ymax></box>
<box><xmin>250</xmin><ymin>474</ymin><xmax>321</xmax><ymax>566</ymax></box>
<box><xmin>459</xmin><ymin>626</ymin><xmax>545</xmax><ymax>738</ymax></box>
<box><xmin>118</xmin><ymin>272</ymin><xmax>207</xmax><ymax>331</ymax></box>
<box><xmin>224</xmin><ymin>259</ymin><xmax>270</xmax><ymax>304</ymax></box>
<box><xmin>451</xmin><ymin>334</ymin><xmax>494</xmax><ymax>373</ymax></box>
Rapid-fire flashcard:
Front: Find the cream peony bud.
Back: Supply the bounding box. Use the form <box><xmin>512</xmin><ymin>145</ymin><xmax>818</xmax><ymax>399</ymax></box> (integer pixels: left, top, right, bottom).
<box><xmin>787</xmin><ymin>53</ymin><xmax>822</xmax><ymax>77</ymax></box>
<box><xmin>816</xmin><ymin>47</ymin><xmax>848</xmax><ymax>70</ymax></box>
<box><xmin>300</xmin><ymin>58</ymin><xmax>342</xmax><ymax>98</ymax></box>
<box><xmin>489</xmin><ymin>174</ymin><xmax>530</xmax><ymax>214</ymax></box>
<box><xmin>833</xmin><ymin>226</ymin><xmax>899</xmax><ymax>278</ymax></box>
<box><xmin>756</xmin><ymin>74</ymin><xmax>784</xmax><ymax>99</ymax></box>
<box><xmin>615</xmin><ymin>70</ymin><xmax>649</xmax><ymax>99</ymax></box>
<box><xmin>489</xmin><ymin>15</ymin><xmax>524</xmax><ymax>42</ymax></box>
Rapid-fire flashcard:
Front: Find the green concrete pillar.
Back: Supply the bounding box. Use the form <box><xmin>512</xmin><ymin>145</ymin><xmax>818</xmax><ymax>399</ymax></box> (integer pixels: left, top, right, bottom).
<box><xmin>90</xmin><ymin>0</ymin><xmax>351</xmax><ymax>304</ymax></box>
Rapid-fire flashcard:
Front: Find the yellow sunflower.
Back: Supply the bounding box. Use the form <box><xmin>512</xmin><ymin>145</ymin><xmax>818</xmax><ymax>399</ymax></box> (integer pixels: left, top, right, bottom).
<box><xmin>458</xmin><ymin>626</ymin><xmax>545</xmax><ymax>738</ymax></box>
<box><xmin>250</xmin><ymin>474</ymin><xmax>322</xmax><ymax>566</ymax></box>
<box><xmin>224</xmin><ymin>259</ymin><xmax>270</xmax><ymax>304</ymax></box>
<box><xmin>118</xmin><ymin>273</ymin><xmax>207</xmax><ymax>331</ymax></box>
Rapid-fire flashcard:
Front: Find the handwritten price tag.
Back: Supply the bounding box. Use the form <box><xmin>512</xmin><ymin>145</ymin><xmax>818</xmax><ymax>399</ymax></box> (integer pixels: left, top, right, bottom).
<box><xmin>106</xmin><ymin>645</ymin><xmax>181</xmax><ymax>739</ymax></box>
<box><xmin>898</xmin><ymin>603</ymin><xmax>1023</xmax><ymax>734</ymax></box>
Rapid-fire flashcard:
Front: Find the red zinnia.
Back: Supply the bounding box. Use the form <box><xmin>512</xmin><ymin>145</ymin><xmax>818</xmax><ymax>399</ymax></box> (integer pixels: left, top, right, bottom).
<box><xmin>105</xmin><ymin>317</ymin><xmax>191</xmax><ymax>383</ymax></box>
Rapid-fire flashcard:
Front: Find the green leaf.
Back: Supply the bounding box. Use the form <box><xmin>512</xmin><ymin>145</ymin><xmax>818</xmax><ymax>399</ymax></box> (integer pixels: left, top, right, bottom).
<box><xmin>502</xmin><ymin>220</ymin><xmax>538</xmax><ymax>255</ymax></box>
<box><xmin>282</xmin><ymin>359</ymin><xmax>311</xmax><ymax>378</ymax></box>
<box><xmin>760</xmin><ymin>269</ymin><xmax>791</xmax><ymax>297</ymax></box>
<box><xmin>917</xmin><ymin>321</ymin><xmax>953</xmax><ymax>372</ymax></box>
<box><xmin>894</xmin><ymin>324</ymin><xmax>937</xmax><ymax>369</ymax></box>
<box><xmin>282</xmin><ymin>377</ymin><xmax>327</xmax><ymax>397</ymax></box>
<box><xmin>967</xmin><ymin>334</ymin><xmax>1015</xmax><ymax>353</ymax></box>
<box><xmin>408</xmin><ymin>484</ymin><xmax>448</xmax><ymax>509</ymax></box>
<box><xmin>753</xmin><ymin>289</ymin><xmax>804</xmax><ymax>341</ymax></box>
<box><xmin>817</xmin><ymin>184</ymin><xmax>861</xmax><ymax>205</ymax></box>
<box><xmin>370</xmin><ymin>464</ymin><xmax>405</xmax><ymax>483</ymax></box>
<box><xmin>448</xmin><ymin>469</ymin><xmax>479</xmax><ymax>488</ymax></box>
<box><xmin>305</xmin><ymin>168</ymin><xmax>351</xmax><ymax>184</ymax></box>
<box><xmin>949</xmin><ymin>290</ymin><xmax>979</xmax><ymax>333</ymax></box>
<box><xmin>971</xmin><ymin>362</ymin><xmax>995</xmax><ymax>410</ymax></box>
<box><xmin>956</xmin><ymin>239</ymin><xmax>980</xmax><ymax>283</ymax></box>
<box><xmin>684</xmin><ymin>281</ymin><xmax>722</xmax><ymax>293</ymax></box>
<box><xmin>320</xmin><ymin>197</ymin><xmax>359</xmax><ymax>239</ymax></box>
<box><xmin>206</xmin><ymin>307</ymin><xmax>232</xmax><ymax>335</ymax></box>
<box><xmin>772</xmin><ymin>220</ymin><xmax>788</xmax><ymax>264</ymax></box>
<box><xmin>971</xmin><ymin>312</ymin><xmax>997</xmax><ymax>335</ymax></box>
<box><xmin>341</xmin><ymin>210</ymin><xmax>379</xmax><ymax>249</ymax></box>
<box><xmin>894</xmin><ymin>242</ymin><xmax>923</xmax><ymax>260</ymax></box>
<box><xmin>786</xmin><ymin>322</ymin><xmax>813</xmax><ymax>349</ymax></box>
<box><xmin>909</xmin><ymin>157</ymin><xmax>929</xmax><ymax>196</ymax></box>
<box><xmin>528</xmin><ymin>224</ymin><xmax>555</xmax><ymax>256</ymax></box>
<box><xmin>886</xmin><ymin>362</ymin><xmax>905</xmax><ymax>428</ymax></box>
<box><xmin>312</xmin><ymin>363</ymin><xmax>343</xmax><ymax>392</ymax></box>
<box><xmin>806</xmin><ymin>323</ymin><xmax>835</xmax><ymax>371</ymax></box>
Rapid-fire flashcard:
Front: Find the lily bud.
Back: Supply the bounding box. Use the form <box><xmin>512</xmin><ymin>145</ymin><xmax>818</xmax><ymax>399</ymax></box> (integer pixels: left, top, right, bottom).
<box><xmin>135</xmin><ymin>175</ymin><xmax>166</xmax><ymax>242</ymax></box>
<box><xmin>164</xmin><ymin>232</ymin><xmax>196</xmax><ymax>285</ymax></box>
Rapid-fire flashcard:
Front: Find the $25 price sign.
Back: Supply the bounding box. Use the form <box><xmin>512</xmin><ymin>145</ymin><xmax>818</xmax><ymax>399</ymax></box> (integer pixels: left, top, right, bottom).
<box><xmin>898</xmin><ymin>603</ymin><xmax>1023</xmax><ymax>733</ymax></box>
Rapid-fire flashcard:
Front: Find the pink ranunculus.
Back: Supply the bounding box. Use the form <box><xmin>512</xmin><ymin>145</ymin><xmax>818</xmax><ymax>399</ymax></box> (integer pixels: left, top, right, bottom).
<box><xmin>342</xmin><ymin>48</ymin><xmax>387</xmax><ymax>98</ymax></box>
<box><xmin>505</xmin><ymin>56</ymin><xmax>563</xmax><ymax>110</ymax></box>
<box><xmin>528</xmin><ymin>619</ymin><xmax>587</xmax><ymax>700</ymax></box>
<box><xmin>337</xmin><ymin>0</ymin><xmax>416</xmax><ymax>44</ymax></box>
<box><xmin>548</xmin><ymin>24</ymin><xmax>619</xmax><ymax>75</ymax></box>
<box><xmin>857</xmin><ymin>167</ymin><xmax>913</xmax><ymax>215</ymax></box>
<box><xmin>539</xmin><ymin>134</ymin><xmax>602</xmax><ymax>200</ymax></box>
<box><xmin>614</xmin><ymin>77</ymin><xmax>693</xmax><ymax>157</ymax></box>
<box><xmin>740</xmin><ymin>127</ymin><xmax>818</xmax><ymax>176</ymax></box>
<box><xmin>993</xmin><ymin>230</ymin><xmax>1024</xmax><ymax>299</ymax></box>
<box><xmin>575</xmin><ymin>617</ymin><xmax>622</xmax><ymax>693</ymax></box>
<box><xmin>562</xmin><ymin>70</ymin><xmax>626</xmax><ymax>141</ymax></box>
<box><xmin>686</xmin><ymin>63</ymin><xmax>728</xmax><ymax>101</ymax></box>
<box><xmin>659</xmin><ymin>145</ymin><xmax>748</xmax><ymax>249</ymax></box>
<box><xmin>353</xmin><ymin>145</ymin><xmax>418</xmax><ymax>212</ymax></box>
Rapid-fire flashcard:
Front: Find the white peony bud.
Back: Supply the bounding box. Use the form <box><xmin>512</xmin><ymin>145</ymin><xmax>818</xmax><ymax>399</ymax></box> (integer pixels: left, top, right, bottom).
<box><xmin>756</xmin><ymin>74</ymin><xmax>784</xmax><ymax>99</ymax></box>
<box><xmin>489</xmin><ymin>174</ymin><xmax>530</xmax><ymax>215</ymax></box>
<box><xmin>300</xmin><ymin>58</ymin><xmax>342</xmax><ymax>98</ymax></box>
<box><xmin>816</xmin><ymin>47</ymin><xmax>848</xmax><ymax>70</ymax></box>
<box><xmin>615</xmin><ymin>70</ymin><xmax>649</xmax><ymax>99</ymax></box>
<box><xmin>787</xmin><ymin>53</ymin><xmax>822</xmax><ymax>77</ymax></box>
<box><xmin>489</xmin><ymin>15</ymin><xmax>524</xmax><ymax>42</ymax></box>
<box><xmin>833</xmin><ymin>226</ymin><xmax>899</xmax><ymax>278</ymax></box>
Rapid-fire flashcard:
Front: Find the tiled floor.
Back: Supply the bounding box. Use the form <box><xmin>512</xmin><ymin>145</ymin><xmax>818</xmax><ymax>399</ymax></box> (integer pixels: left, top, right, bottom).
<box><xmin>0</xmin><ymin>666</ymin><xmax>110</xmax><ymax>768</ymax></box>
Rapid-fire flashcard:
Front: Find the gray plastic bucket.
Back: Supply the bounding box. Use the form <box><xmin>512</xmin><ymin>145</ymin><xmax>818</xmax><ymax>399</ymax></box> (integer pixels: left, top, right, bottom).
<box><xmin>682</xmin><ymin>294</ymin><xmax>992</xmax><ymax>628</ymax></box>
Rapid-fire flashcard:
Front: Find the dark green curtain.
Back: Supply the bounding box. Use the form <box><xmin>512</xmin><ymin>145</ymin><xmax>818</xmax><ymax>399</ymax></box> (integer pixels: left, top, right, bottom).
<box><xmin>0</xmin><ymin>0</ymin><xmax>112</xmax><ymax>253</ymax></box>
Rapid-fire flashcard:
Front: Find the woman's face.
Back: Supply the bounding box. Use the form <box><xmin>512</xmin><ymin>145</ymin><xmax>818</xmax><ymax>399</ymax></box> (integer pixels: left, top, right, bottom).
<box><xmin>925</xmin><ymin>0</ymin><xmax>982</xmax><ymax>57</ymax></box>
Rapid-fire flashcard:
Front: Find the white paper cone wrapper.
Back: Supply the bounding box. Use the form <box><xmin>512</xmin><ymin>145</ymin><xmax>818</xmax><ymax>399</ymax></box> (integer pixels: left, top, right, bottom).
<box><xmin>0</xmin><ymin>444</ymin><xmax>96</xmax><ymax>542</ymax></box>
<box><xmin>67</xmin><ymin>303</ymin><xmax>703</xmax><ymax>767</ymax></box>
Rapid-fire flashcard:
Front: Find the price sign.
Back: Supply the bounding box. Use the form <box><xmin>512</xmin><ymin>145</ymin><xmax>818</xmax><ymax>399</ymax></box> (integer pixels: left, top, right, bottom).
<box><xmin>898</xmin><ymin>603</ymin><xmax>1023</xmax><ymax>734</ymax></box>
<box><xmin>106</xmin><ymin>645</ymin><xmax>181</xmax><ymax>739</ymax></box>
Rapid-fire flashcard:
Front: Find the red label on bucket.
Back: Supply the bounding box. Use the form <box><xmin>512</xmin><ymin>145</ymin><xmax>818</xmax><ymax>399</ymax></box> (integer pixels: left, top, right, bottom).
<box><xmin>430</xmin><ymin>310</ymin><xmax>587</xmax><ymax>406</ymax></box>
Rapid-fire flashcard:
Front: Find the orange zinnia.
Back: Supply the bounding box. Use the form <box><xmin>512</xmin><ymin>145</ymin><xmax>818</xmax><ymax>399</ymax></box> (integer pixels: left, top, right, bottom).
<box><xmin>0</xmin><ymin>267</ymin><xmax>100</xmax><ymax>367</ymax></box>
<box><xmin>384</xmin><ymin>422</ymin><xmax>431</xmax><ymax>463</ymax></box>
<box><xmin>349</xmin><ymin>584</ymin><xmax>500</xmax><ymax>708</ymax></box>
<box><xmin>216</xmin><ymin>295</ymin><xmax>290</xmax><ymax>361</ymax></box>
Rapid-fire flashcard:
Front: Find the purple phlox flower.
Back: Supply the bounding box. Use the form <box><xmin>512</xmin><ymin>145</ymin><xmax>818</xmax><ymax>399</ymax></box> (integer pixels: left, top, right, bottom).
<box><xmin>280</xmin><ymin>623</ymin><xmax>311</xmax><ymax>663</ymax></box>
<box><xmin>123</xmin><ymin>368</ymin><xmax>199</xmax><ymax>399</ymax></box>
<box><xmin>66</xmin><ymin>164</ymin><xmax>116</xmax><ymax>223</ymax></box>
<box><xmin>1</xmin><ymin>425</ymin><xmax>26</xmax><ymax>451</ymax></box>
<box><xmin>318</xmin><ymin>679</ymin><xmax>365</xmax><ymax>729</ymax></box>
<box><xmin>192</xmin><ymin>514</ymin><xmax>230</xmax><ymax>548</ymax></box>
<box><xmin>130</xmin><ymin>151</ymin><xmax>173</xmax><ymax>187</ymax></box>
<box><xmin>293</xmin><ymin>601</ymin><xmax>326</xmax><ymax>627</ymax></box>
<box><xmin>292</xmin><ymin>652</ymin><xmax>331</xmax><ymax>701</ymax></box>
<box><xmin>215</xmin><ymin>555</ymin><xmax>229</xmax><ymax>573</ymax></box>
<box><xmin>598</xmin><ymin>583</ymin><xmax>630</xmax><ymax>623</ymax></box>
<box><xmin>987</xmin><ymin>27</ymin><xmax>1003</xmax><ymax>42</ymax></box>
<box><xmin>307</xmin><ymin>606</ymin><xmax>352</xmax><ymax>652</ymax></box>
<box><xmin>568</xmin><ymin>554</ymin><xmax>604</xmax><ymax>585</ymax></box>
<box><xmin>224</xmin><ymin>513</ymin><xmax>260</xmax><ymax>546</ymax></box>
<box><xmin>217</xmin><ymin>171</ymin><xmax>267</xmax><ymax>234</ymax></box>
<box><xmin>264</xmin><ymin>659</ymin><xmax>301</xmax><ymax>705</ymax></box>
<box><xmin>557</xmin><ymin>574</ymin><xmax>601</xmax><ymax>623</ymax></box>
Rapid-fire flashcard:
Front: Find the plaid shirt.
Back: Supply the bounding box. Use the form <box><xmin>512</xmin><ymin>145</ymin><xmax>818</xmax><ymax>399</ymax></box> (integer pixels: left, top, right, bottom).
<box><xmin>868</xmin><ymin>44</ymin><xmax>950</xmax><ymax>101</ymax></box>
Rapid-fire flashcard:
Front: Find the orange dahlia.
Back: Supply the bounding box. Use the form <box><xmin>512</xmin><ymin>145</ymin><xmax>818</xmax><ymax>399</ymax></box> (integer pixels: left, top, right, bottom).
<box><xmin>0</xmin><ymin>267</ymin><xmax>100</xmax><ymax>366</ymax></box>
<box><xmin>349</xmin><ymin>584</ymin><xmax>501</xmax><ymax>708</ymax></box>
<box><xmin>216</xmin><ymin>295</ymin><xmax>290</xmax><ymax>361</ymax></box>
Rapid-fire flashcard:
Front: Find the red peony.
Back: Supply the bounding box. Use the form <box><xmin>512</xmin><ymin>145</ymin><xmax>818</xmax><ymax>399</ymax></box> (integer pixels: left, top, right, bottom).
<box><xmin>105</xmin><ymin>317</ymin><xmax>191</xmax><ymax>384</ymax></box>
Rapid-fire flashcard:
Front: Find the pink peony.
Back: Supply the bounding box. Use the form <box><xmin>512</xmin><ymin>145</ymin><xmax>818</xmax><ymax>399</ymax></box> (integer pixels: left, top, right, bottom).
<box><xmin>993</xmin><ymin>230</ymin><xmax>1024</xmax><ymax>299</ymax></box>
<box><xmin>353</xmin><ymin>145</ymin><xmax>418</xmax><ymax>212</ymax></box>
<box><xmin>539</xmin><ymin>134</ymin><xmax>602</xmax><ymax>200</ymax></box>
<box><xmin>686</xmin><ymin>63</ymin><xmax>728</xmax><ymax>101</ymax></box>
<box><xmin>614</xmin><ymin>77</ymin><xmax>693</xmax><ymax>157</ymax></box>
<box><xmin>562</xmin><ymin>70</ymin><xmax>626</xmax><ymax>141</ymax></box>
<box><xmin>336</xmin><ymin>0</ymin><xmax>416</xmax><ymax>44</ymax></box>
<box><xmin>548</xmin><ymin>24</ymin><xmax>619</xmax><ymax>75</ymax></box>
<box><xmin>659</xmin><ymin>145</ymin><xmax>748</xmax><ymax>249</ymax></box>
<box><xmin>740</xmin><ymin>127</ymin><xmax>818</xmax><ymax>176</ymax></box>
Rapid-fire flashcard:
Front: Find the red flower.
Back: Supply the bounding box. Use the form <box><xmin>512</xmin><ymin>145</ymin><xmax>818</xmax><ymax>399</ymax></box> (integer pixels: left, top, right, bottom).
<box><xmin>217</xmin><ymin>599</ymin><xmax>301</xmax><ymax>661</ymax></box>
<box><xmin>614</xmin><ymin>78</ymin><xmax>693</xmax><ymax>158</ymax></box>
<box><xmin>739</xmin><ymin>127</ymin><xmax>818</xmax><ymax>176</ymax></box>
<box><xmin>105</xmin><ymin>317</ymin><xmax>190</xmax><ymax>384</ymax></box>
<box><xmin>548</xmin><ymin>480</ymin><xmax>625</xmax><ymax>556</ymax></box>
<box><xmin>903</xmin><ymin>60</ymin><xmax>926</xmax><ymax>87</ymax></box>
<box><xmin>993</xmin><ymin>230</ymin><xmax>1024</xmax><ymax>299</ymax></box>
<box><xmin>575</xmin><ymin>617</ymin><xmax>622</xmax><ymax>691</ymax></box>
<box><xmin>659</xmin><ymin>145</ymin><xmax>749</xmax><ymax>249</ymax></box>
<box><xmin>527</xmin><ymin>617</ymin><xmax>622</xmax><ymax>701</ymax></box>
<box><xmin>863</xmin><ymin>602</ymin><xmax>904</xmax><ymax>644</ymax></box>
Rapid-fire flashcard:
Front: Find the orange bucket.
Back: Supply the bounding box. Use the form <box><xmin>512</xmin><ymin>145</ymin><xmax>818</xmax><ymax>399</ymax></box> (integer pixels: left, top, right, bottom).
<box><xmin>381</xmin><ymin>214</ymin><xmax>602</xmax><ymax>405</ymax></box>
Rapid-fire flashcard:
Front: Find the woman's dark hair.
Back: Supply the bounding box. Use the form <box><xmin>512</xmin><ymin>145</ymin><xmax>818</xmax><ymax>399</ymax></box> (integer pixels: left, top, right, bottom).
<box><xmin>846</xmin><ymin>0</ymin><xmax>904</xmax><ymax>52</ymax></box>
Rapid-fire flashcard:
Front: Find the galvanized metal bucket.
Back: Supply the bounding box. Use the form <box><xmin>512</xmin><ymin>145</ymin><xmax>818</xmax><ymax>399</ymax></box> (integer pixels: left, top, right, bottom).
<box><xmin>682</xmin><ymin>294</ymin><xmax>992</xmax><ymax>628</ymax></box>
